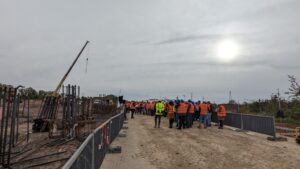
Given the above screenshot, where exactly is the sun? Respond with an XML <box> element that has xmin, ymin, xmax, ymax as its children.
<box><xmin>216</xmin><ymin>39</ymin><xmax>239</xmax><ymax>62</ymax></box>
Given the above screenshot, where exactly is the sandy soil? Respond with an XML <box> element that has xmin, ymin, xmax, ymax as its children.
<box><xmin>101</xmin><ymin>115</ymin><xmax>300</xmax><ymax>169</ymax></box>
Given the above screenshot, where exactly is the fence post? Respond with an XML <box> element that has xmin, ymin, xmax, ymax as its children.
<box><xmin>62</xmin><ymin>110</ymin><xmax>125</xmax><ymax>169</ymax></box>
<box><xmin>92</xmin><ymin>133</ymin><xmax>95</xmax><ymax>169</ymax></box>
<box><xmin>272</xmin><ymin>116</ymin><xmax>277</xmax><ymax>138</ymax></box>
<box><xmin>241</xmin><ymin>112</ymin><xmax>244</xmax><ymax>130</ymax></box>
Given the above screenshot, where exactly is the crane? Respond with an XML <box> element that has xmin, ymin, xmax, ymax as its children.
<box><xmin>33</xmin><ymin>41</ymin><xmax>90</xmax><ymax>132</ymax></box>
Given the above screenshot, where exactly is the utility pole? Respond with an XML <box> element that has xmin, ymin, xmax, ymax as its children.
<box><xmin>190</xmin><ymin>92</ymin><xmax>193</xmax><ymax>100</ymax></box>
<box><xmin>229</xmin><ymin>90</ymin><xmax>232</xmax><ymax>103</ymax></box>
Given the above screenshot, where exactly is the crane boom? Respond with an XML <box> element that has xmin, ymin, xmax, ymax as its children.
<box><xmin>53</xmin><ymin>40</ymin><xmax>89</xmax><ymax>94</ymax></box>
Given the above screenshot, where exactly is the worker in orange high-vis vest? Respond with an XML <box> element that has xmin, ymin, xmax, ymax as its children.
<box><xmin>130</xmin><ymin>101</ymin><xmax>135</xmax><ymax>119</ymax></box>
<box><xmin>187</xmin><ymin>100</ymin><xmax>195</xmax><ymax>128</ymax></box>
<box><xmin>217</xmin><ymin>104</ymin><xmax>227</xmax><ymax>129</ymax></box>
<box><xmin>176</xmin><ymin>100</ymin><xmax>188</xmax><ymax>130</ymax></box>
<box><xmin>206</xmin><ymin>101</ymin><xmax>212</xmax><ymax>127</ymax></box>
<box><xmin>145</xmin><ymin>101</ymin><xmax>150</xmax><ymax>115</ymax></box>
<box><xmin>199</xmin><ymin>102</ymin><xmax>209</xmax><ymax>128</ymax></box>
<box><xmin>166</xmin><ymin>101</ymin><xmax>175</xmax><ymax>128</ymax></box>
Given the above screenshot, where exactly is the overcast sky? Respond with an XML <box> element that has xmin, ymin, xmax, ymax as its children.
<box><xmin>1</xmin><ymin>0</ymin><xmax>300</xmax><ymax>102</ymax></box>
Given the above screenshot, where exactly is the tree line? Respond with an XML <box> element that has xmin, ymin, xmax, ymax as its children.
<box><xmin>0</xmin><ymin>83</ymin><xmax>51</xmax><ymax>99</ymax></box>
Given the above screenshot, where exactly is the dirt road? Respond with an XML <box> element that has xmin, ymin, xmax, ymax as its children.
<box><xmin>101</xmin><ymin>115</ymin><xmax>300</xmax><ymax>169</ymax></box>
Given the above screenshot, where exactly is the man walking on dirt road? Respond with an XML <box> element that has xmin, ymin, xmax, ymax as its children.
<box><xmin>130</xmin><ymin>101</ymin><xmax>135</xmax><ymax>119</ymax></box>
<box><xmin>155</xmin><ymin>100</ymin><xmax>165</xmax><ymax>128</ymax></box>
<box><xmin>187</xmin><ymin>100</ymin><xmax>195</xmax><ymax>128</ymax></box>
<box><xmin>176</xmin><ymin>100</ymin><xmax>188</xmax><ymax>130</ymax></box>
<box><xmin>217</xmin><ymin>104</ymin><xmax>227</xmax><ymax>129</ymax></box>
<box><xmin>166</xmin><ymin>100</ymin><xmax>175</xmax><ymax>128</ymax></box>
<box><xmin>199</xmin><ymin>102</ymin><xmax>209</xmax><ymax>129</ymax></box>
<box><xmin>206</xmin><ymin>101</ymin><xmax>212</xmax><ymax>127</ymax></box>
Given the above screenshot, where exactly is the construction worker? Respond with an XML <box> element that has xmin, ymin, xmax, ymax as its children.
<box><xmin>166</xmin><ymin>101</ymin><xmax>175</xmax><ymax>128</ymax></box>
<box><xmin>194</xmin><ymin>101</ymin><xmax>200</xmax><ymax>121</ymax></box>
<box><xmin>187</xmin><ymin>100</ymin><xmax>195</xmax><ymax>128</ymax></box>
<box><xmin>150</xmin><ymin>101</ymin><xmax>155</xmax><ymax>116</ymax></box>
<box><xmin>217</xmin><ymin>104</ymin><xmax>227</xmax><ymax>129</ymax></box>
<box><xmin>124</xmin><ymin>100</ymin><xmax>130</xmax><ymax>120</ymax></box>
<box><xmin>130</xmin><ymin>101</ymin><xmax>135</xmax><ymax>119</ymax></box>
<box><xmin>206</xmin><ymin>101</ymin><xmax>212</xmax><ymax>127</ymax></box>
<box><xmin>145</xmin><ymin>101</ymin><xmax>150</xmax><ymax>115</ymax></box>
<box><xmin>176</xmin><ymin>100</ymin><xmax>188</xmax><ymax>130</ymax></box>
<box><xmin>155</xmin><ymin>100</ymin><xmax>165</xmax><ymax>128</ymax></box>
<box><xmin>141</xmin><ymin>101</ymin><xmax>146</xmax><ymax>115</ymax></box>
<box><xmin>175</xmin><ymin>99</ymin><xmax>180</xmax><ymax>127</ymax></box>
<box><xmin>199</xmin><ymin>101</ymin><xmax>209</xmax><ymax>128</ymax></box>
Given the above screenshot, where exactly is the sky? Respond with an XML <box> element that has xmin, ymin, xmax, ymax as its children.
<box><xmin>1</xmin><ymin>0</ymin><xmax>300</xmax><ymax>103</ymax></box>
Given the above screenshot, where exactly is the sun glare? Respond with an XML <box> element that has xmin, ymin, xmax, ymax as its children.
<box><xmin>216</xmin><ymin>39</ymin><xmax>239</xmax><ymax>62</ymax></box>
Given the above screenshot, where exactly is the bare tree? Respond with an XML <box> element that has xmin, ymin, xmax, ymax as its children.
<box><xmin>286</xmin><ymin>75</ymin><xmax>300</xmax><ymax>99</ymax></box>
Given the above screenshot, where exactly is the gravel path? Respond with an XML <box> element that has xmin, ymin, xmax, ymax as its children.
<box><xmin>101</xmin><ymin>115</ymin><xmax>300</xmax><ymax>169</ymax></box>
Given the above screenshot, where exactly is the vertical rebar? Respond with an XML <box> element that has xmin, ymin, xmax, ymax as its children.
<box><xmin>16</xmin><ymin>96</ymin><xmax>20</xmax><ymax>144</ymax></box>
<box><xmin>27</xmin><ymin>96</ymin><xmax>30</xmax><ymax>143</ymax></box>
<box><xmin>0</xmin><ymin>87</ymin><xmax>4</xmax><ymax>164</ymax></box>
<box><xmin>3</xmin><ymin>87</ymin><xmax>11</xmax><ymax>166</ymax></box>
<box><xmin>8</xmin><ymin>88</ymin><xmax>18</xmax><ymax>165</ymax></box>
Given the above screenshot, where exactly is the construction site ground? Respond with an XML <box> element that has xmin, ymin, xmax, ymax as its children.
<box><xmin>0</xmin><ymin>100</ymin><xmax>116</xmax><ymax>169</ymax></box>
<box><xmin>101</xmin><ymin>114</ymin><xmax>300</xmax><ymax>169</ymax></box>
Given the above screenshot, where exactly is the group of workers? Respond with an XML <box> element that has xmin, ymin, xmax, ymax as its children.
<box><xmin>124</xmin><ymin>100</ymin><xmax>227</xmax><ymax>130</ymax></box>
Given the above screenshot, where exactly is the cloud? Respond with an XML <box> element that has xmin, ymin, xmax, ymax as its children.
<box><xmin>1</xmin><ymin>0</ymin><xmax>300</xmax><ymax>102</ymax></box>
<box><xmin>155</xmin><ymin>34</ymin><xmax>221</xmax><ymax>45</ymax></box>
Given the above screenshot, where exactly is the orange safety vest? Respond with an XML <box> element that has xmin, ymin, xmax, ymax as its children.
<box><xmin>177</xmin><ymin>102</ymin><xmax>188</xmax><ymax>114</ymax></box>
<box><xmin>200</xmin><ymin>103</ymin><xmax>209</xmax><ymax>116</ymax></box>
<box><xmin>188</xmin><ymin>103</ymin><xmax>195</xmax><ymax>114</ymax></box>
<box><xmin>218</xmin><ymin>105</ymin><xmax>227</xmax><ymax>117</ymax></box>
<box><xmin>130</xmin><ymin>102</ymin><xmax>135</xmax><ymax>109</ymax></box>
<box><xmin>150</xmin><ymin>102</ymin><xmax>155</xmax><ymax>110</ymax></box>
<box><xmin>167</xmin><ymin>104</ymin><xmax>175</xmax><ymax>119</ymax></box>
<box><xmin>147</xmin><ymin>103</ymin><xmax>151</xmax><ymax>110</ymax></box>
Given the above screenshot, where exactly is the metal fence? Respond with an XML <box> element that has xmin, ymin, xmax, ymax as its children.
<box><xmin>212</xmin><ymin>112</ymin><xmax>276</xmax><ymax>137</ymax></box>
<box><xmin>62</xmin><ymin>107</ymin><xmax>124</xmax><ymax>169</ymax></box>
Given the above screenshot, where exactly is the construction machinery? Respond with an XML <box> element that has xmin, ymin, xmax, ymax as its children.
<box><xmin>33</xmin><ymin>41</ymin><xmax>90</xmax><ymax>132</ymax></box>
<box><xmin>295</xmin><ymin>127</ymin><xmax>300</xmax><ymax>144</ymax></box>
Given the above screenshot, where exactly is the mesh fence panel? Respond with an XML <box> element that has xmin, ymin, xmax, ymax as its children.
<box><xmin>63</xmin><ymin>108</ymin><xmax>124</xmax><ymax>169</ymax></box>
<box><xmin>212</xmin><ymin>112</ymin><xmax>275</xmax><ymax>136</ymax></box>
<box><xmin>242</xmin><ymin>114</ymin><xmax>275</xmax><ymax>136</ymax></box>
